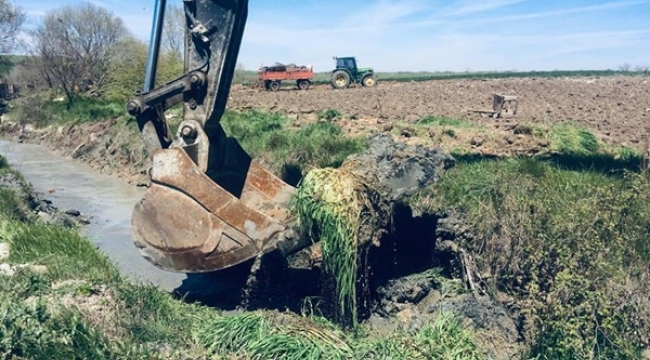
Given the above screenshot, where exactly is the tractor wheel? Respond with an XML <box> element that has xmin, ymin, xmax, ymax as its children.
<box><xmin>297</xmin><ymin>79</ymin><xmax>310</xmax><ymax>90</ymax></box>
<box><xmin>362</xmin><ymin>75</ymin><xmax>376</xmax><ymax>87</ymax></box>
<box><xmin>331</xmin><ymin>70</ymin><xmax>351</xmax><ymax>89</ymax></box>
<box><xmin>269</xmin><ymin>81</ymin><xmax>281</xmax><ymax>91</ymax></box>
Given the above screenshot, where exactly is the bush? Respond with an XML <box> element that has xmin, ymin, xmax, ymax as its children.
<box><xmin>415</xmin><ymin>159</ymin><xmax>650</xmax><ymax>358</ymax></box>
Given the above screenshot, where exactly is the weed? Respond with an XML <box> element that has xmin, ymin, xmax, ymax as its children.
<box><xmin>222</xmin><ymin>111</ymin><xmax>366</xmax><ymax>181</ymax></box>
<box><xmin>417</xmin><ymin>116</ymin><xmax>476</xmax><ymax>128</ymax></box>
<box><xmin>413</xmin><ymin>158</ymin><xmax>650</xmax><ymax>358</ymax></box>
<box><xmin>317</xmin><ymin>108</ymin><xmax>343</xmax><ymax>121</ymax></box>
<box><xmin>443</xmin><ymin>129</ymin><xmax>457</xmax><ymax>138</ymax></box>
<box><xmin>545</xmin><ymin>122</ymin><xmax>599</xmax><ymax>155</ymax></box>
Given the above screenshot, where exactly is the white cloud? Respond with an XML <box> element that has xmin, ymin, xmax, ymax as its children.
<box><xmin>446</xmin><ymin>0</ymin><xmax>531</xmax><ymax>16</ymax></box>
<box><xmin>496</xmin><ymin>0</ymin><xmax>650</xmax><ymax>21</ymax></box>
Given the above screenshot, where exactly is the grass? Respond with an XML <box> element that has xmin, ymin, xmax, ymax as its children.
<box><xmin>411</xmin><ymin>157</ymin><xmax>650</xmax><ymax>359</ymax></box>
<box><xmin>9</xmin><ymin>94</ymin><xmax>128</xmax><ymax>127</ymax></box>
<box><xmin>391</xmin><ymin>115</ymin><xmax>482</xmax><ymax>139</ymax></box>
<box><xmin>196</xmin><ymin>310</ymin><xmax>487</xmax><ymax>360</ymax></box>
<box><xmin>417</xmin><ymin>115</ymin><xmax>477</xmax><ymax>128</ymax></box>
<box><xmin>544</xmin><ymin>122</ymin><xmax>599</xmax><ymax>155</ymax></box>
<box><xmin>221</xmin><ymin>110</ymin><xmax>367</xmax><ymax>184</ymax></box>
<box><xmin>0</xmin><ymin>154</ymin><xmax>490</xmax><ymax>359</ymax></box>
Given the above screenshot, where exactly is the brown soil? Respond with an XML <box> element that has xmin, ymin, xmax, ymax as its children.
<box><xmin>230</xmin><ymin>76</ymin><xmax>650</xmax><ymax>150</ymax></box>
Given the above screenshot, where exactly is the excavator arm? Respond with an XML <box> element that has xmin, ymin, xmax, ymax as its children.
<box><xmin>126</xmin><ymin>0</ymin><xmax>306</xmax><ymax>273</ymax></box>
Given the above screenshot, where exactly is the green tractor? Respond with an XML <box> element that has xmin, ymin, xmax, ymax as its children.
<box><xmin>330</xmin><ymin>56</ymin><xmax>377</xmax><ymax>89</ymax></box>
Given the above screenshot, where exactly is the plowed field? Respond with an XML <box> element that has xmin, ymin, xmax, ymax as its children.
<box><xmin>229</xmin><ymin>76</ymin><xmax>650</xmax><ymax>150</ymax></box>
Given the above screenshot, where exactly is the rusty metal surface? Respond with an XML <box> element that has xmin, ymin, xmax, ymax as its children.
<box><xmin>132</xmin><ymin>148</ymin><xmax>295</xmax><ymax>273</ymax></box>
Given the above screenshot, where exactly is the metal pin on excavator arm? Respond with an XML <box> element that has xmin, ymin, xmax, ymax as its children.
<box><xmin>126</xmin><ymin>0</ymin><xmax>307</xmax><ymax>273</ymax></box>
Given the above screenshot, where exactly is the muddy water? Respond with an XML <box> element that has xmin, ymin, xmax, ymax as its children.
<box><xmin>0</xmin><ymin>140</ymin><xmax>186</xmax><ymax>292</ymax></box>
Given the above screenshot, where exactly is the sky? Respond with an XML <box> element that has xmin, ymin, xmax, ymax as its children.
<box><xmin>19</xmin><ymin>0</ymin><xmax>650</xmax><ymax>72</ymax></box>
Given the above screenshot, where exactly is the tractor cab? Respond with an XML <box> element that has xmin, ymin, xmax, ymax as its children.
<box><xmin>335</xmin><ymin>57</ymin><xmax>358</xmax><ymax>75</ymax></box>
<box><xmin>331</xmin><ymin>56</ymin><xmax>376</xmax><ymax>89</ymax></box>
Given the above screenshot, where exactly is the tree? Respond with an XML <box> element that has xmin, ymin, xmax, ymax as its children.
<box><xmin>105</xmin><ymin>36</ymin><xmax>184</xmax><ymax>101</ymax></box>
<box><xmin>163</xmin><ymin>3</ymin><xmax>185</xmax><ymax>64</ymax></box>
<box><xmin>32</xmin><ymin>2</ymin><xmax>128</xmax><ymax>105</ymax></box>
<box><xmin>0</xmin><ymin>0</ymin><xmax>25</xmax><ymax>55</ymax></box>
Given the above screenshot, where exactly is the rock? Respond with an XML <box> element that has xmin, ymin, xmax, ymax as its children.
<box><xmin>37</xmin><ymin>211</ymin><xmax>54</xmax><ymax>223</ymax></box>
<box><xmin>396</xmin><ymin>308</ymin><xmax>420</xmax><ymax>327</ymax></box>
<box><xmin>15</xmin><ymin>264</ymin><xmax>48</xmax><ymax>274</ymax></box>
<box><xmin>0</xmin><ymin>243</ymin><xmax>9</xmax><ymax>260</ymax></box>
<box><xmin>0</xmin><ymin>263</ymin><xmax>14</xmax><ymax>276</ymax></box>
<box><xmin>471</xmin><ymin>137</ymin><xmax>484</xmax><ymax>146</ymax></box>
<box><xmin>65</xmin><ymin>209</ymin><xmax>81</xmax><ymax>217</ymax></box>
<box><xmin>77</xmin><ymin>216</ymin><xmax>91</xmax><ymax>225</ymax></box>
<box><xmin>513</xmin><ymin>124</ymin><xmax>533</xmax><ymax>135</ymax></box>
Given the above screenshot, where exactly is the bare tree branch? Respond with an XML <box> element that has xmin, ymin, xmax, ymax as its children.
<box><xmin>0</xmin><ymin>0</ymin><xmax>25</xmax><ymax>55</ymax></box>
<box><xmin>31</xmin><ymin>2</ymin><xmax>128</xmax><ymax>105</ymax></box>
<box><xmin>162</xmin><ymin>3</ymin><xmax>185</xmax><ymax>63</ymax></box>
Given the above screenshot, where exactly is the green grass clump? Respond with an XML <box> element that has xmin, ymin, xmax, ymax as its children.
<box><xmin>197</xmin><ymin>312</ymin><xmax>354</xmax><ymax>360</ymax></box>
<box><xmin>417</xmin><ymin>116</ymin><xmax>476</xmax><ymax>128</ymax></box>
<box><xmin>0</xmin><ymin>297</ymin><xmax>124</xmax><ymax>360</ymax></box>
<box><xmin>197</xmin><ymin>311</ymin><xmax>487</xmax><ymax>360</ymax></box>
<box><xmin>222</xmin><ymin>110</ymin><xmax>367</xmax><ymax>182</ymax></box>
<box><xmin>0</xmin><ymin>215</ymin><xmax>213</xmax><ymax>359</ymax></box>
<box><xmin>11</xmin><ymin>95</ymin><xmax>127</xmax><ymax>127</ymax></box>
<box><xmin>546</xmin><ymin>122</ymin><xmax>599</xmax><ymax>155</ymax></box>
<box><xmin>0</xmin><ymin>220</ymin><xmax>120</xmax><ymax>283</ymax></box>
<box><xmin>292</xmin><ymin>167</ymin><xmax>371</xmax><ymax>326</ymax></box>
<box><xmin>414</xmin><ymin>158</ymin><xmax>650</xmax><ymax>359</ymax></box>
<box><xmin>318</xmin><ymin>108</ymin><xmax>343</xmax><ymax>121</ymax></box>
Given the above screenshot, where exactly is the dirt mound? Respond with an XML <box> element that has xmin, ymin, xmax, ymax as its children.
<box><xmin>346</xmin><ymin>133</ymin><xmax>455</xmax><ymax>201</ymax></box>
<box><xmin>2</xmin><ymin>119</ymin><xmax>150</xmax><ymax>186</ymax></box>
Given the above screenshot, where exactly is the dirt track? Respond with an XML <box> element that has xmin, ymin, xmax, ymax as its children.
<box><xmin>229</xmin><ymin>76</ymin><xmax>650</xmax><ymax>148</ymax></box>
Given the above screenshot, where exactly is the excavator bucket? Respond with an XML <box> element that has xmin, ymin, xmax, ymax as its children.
<box><xmin>126</xmin><ymin>0</ymin><xmax>303</xmax><ymax>273</ymax></box>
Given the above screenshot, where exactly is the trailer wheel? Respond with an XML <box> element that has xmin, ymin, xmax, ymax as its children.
<box><xmin>269</xmin><ymin>81</ymin><xmax>281</xmax><ymax>91</ymax></box>
<box><xmin>297</xmin><ymin>80</ymin><xmax>310</xmax><ymax>90</ymax></box>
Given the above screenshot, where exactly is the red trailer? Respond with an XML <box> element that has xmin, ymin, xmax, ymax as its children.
<box><xmin>258</xmin><ymin>63</ymin><xmax>314</xmax><ymax>91</ymax></box>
